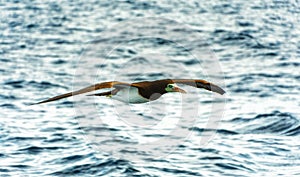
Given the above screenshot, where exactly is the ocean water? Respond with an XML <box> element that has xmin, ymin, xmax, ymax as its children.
<box><xmin>1</xmin><ymin>0</ymin><xmax>300</xmax><ymax>176</ymax></box>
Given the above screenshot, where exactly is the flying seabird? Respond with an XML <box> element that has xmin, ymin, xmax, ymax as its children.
<box><xmin>32</xmin><ymin>79</ymin><xmax>225</xmax><ymax>105</ymax></box>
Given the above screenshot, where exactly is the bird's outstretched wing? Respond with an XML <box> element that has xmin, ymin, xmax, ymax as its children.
<box><xmin>167</xmin><ymin>79</ymin><xmax>225</xmax><ymax>95</ymax></box>
<box><xmin>31</xmin><ymin>81</ymin><xmax>131</xmax><ymax>105</ymax></box>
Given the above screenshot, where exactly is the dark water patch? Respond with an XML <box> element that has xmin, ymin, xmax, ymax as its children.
<box><xmin>229</xmin><ymin>111</ymin><xmax>300</xmax><ymax>136</ymax></box>
<box><xmin>59</xmin><ymin>100</ymin><xmax>74</xmax><ymax>106</ymax></box>
<box><xmin>45</xmin><ymin>133</ymin><xmax>77</xmax><ymax>143</ymax></box>
<box><xmin>192</xmin><ymin>148</ymin><xmax>220</xmax><ymax>154</ymax></box>
<box><xmin>136</xmin><ymin>113</ymin><xmax>157</xmax><ymax>120</ymax></box>
<box><xmin>123</xmin><ymin>166</ymin><xmax>140</xmax><ymax>173</ymax></box>
<box><xmin>4</xmin><ymin>80</ymin><xmax>24</xmax><ymax>88</ymax></box>
<box><xmin>28</xmin><ymin>80</ymin><xmax>68</xmax><ymax>89</ymax></box>
<box><xmin>143</xmin><ymin>134</ymin><xmax>167</xmax><ymax>138</ymax></box>
<box><xmin>250</xmin><ymin>73</ymin><xmax>283</xmax><ymax>78</ymax></box>
<box><xmin>129</xmin><ymin>1</ymin><xmax>155</xmax><ymax>11</ymax></box>
<box><xmin>128</xmin><ymin>49</ymin><xmax>137</xmax><ymax>54</ymax></box>
<box><xmin>230</xmin><ymin>87</ymin><xmax>261</xmax><ymax>94</ymax></box>
<box><xmin>215</xmin><ymin>163</ymin><xmax>254</xmax><ymax>172</ymax></box>
<box><xmin>251</xmin><ymin>41</ymin><xmax>281</xmax><ymax>50</ymax></box>
<box><xmin>239</xmin><ymin>75</ymin><xmax>255</xmax><ymax>82</ymax></box>
<box><xmin>225</xmin><ymin>32</ymin><xmax>254</xmax><ymax>41</ymax></box>
<box><xmin>251</xmin><ymin>120</ymin><xmax>293</xmax><ymax>135</ymax></box>
<box><xmin>247</xmin><ymin>138</ymin><xmax>282</xmax><ymax>146</ymax></box>
<box><xmin>26</xmin><ymin>23</ymin><xmax>38</xmax><ymax>29</ymax></box>
<box><xmin>212</xmin><ymin>3</ymin><xmax>241</xmax><ymax>15</ymax></box>
<box><xmin>213</xmin><ymin>30</ymin><xmax>255</xmax><ymax>47</ymax></box>
<box><xmin>53</xmin><ymin>154</ymin><xmax>91</xmax><ymax>164</ymax></box>
<box><xmin>254</xmin><ymin>52</ymin><xmax>278</xmax><ymax>57</ymax></box>
<box><xmin>131</xmin><ymin>56</ymin><xmax>150</xmax><ymax>63</ymax></box>
<box><xmin>147</xmin><ymin>166</ymin><xmax>201</xmax><ymax>176</ymax></box>
<box><xmin>4</xmin><ymin>80</ymin><xmax>68</xmax><ymax>90</ymax></box>
<box><xmin>237</xmin><ymin>21</ymin><xmax>254</xmax><ymax>27</ymax></box>
<box><xmin>189</xmin><ymin>127</ymin><xmax>239</xmax><ymax>135</ymax></box>
<box><xmin>54</xmin><ymin>39</ymin><xmax>73</xmax><ymax>44</ymax></box>
<box><xmin>147</xmin><ymin>73</ymin><xmax>165</xmax><ymax>78</ymax></box>
<box><xmin>283</xmin><ymin>125</ymin><xmax>300</xmax><ymax>136</ymax></box>
<box><xmin>90</xmin><ymin>37</ymin><xmax>117</xmax><ymax>45</ymax></box>
<box><xmin>83</xmin><ymin>126</ymin><xmax>120</xmax><ymax>132</ymax></box>
<box><xmin>119</xmin><ymin>149</ymin><xmax>150</xmax><ymax>157</ymax></box>
<box><xmin>177</xmin><ymin>144</ymin><xmax>186</xmax><ymax>148</ymax></box>
<box><xmin>41</xmin><ymin>127</ymin><xmax>66</xmax><ymax>132</ymax></box>
<box><xmin>274</xmin><ymin>84</ymin><xmax>295</xmax><ymax>89</ymax></box>
<box><xmin>142</xmin><ymin>157</ymin><xmax>169</xmax><ymax>163</ymax></box>
<box><xmin>24</xmin><ymin>3</ymin><xmax>42</xmax><ymax>11</ymax></box>
<box><xmin>135</xmin><ymin>37</ymin><xmax>172</xmax><ymax>46</ymax></box>
<box><xmin>200</xmin><ymin>99</ymin><xmax>226</xmax><ymax>104</ymax></box>
<box><xmin>257</xmin><ymin>92</ymin><xmax>273</xmax><ymax>98</ymax></box>
<box><xmin>230</xmin><ymin>111</ymin><xmax>292</xmax><ymax>122</ymax></box>
<box><xmin>0</xmin><ymin>168</ymin><xmax>9</xmax><ymax>173</ymax></box>
<box><xmin>276</xmin><ymin>62</ymin><xmax>300</xmax><ymax>67</ymax></box>
<box><xmin>200</xmin><ymin>156</ymin><xmax>226</xmax><ymax>160</ymax></box>
<box><xmin>19</xmin><ymin>145</ymin><xmax>66</xmax><ymax>154</ymax></box>
<box><xmin>9</xmin><ymin>164</ymin><xmax>31</xmax><ymax>168</ymax></box>
<box><xmin>50</xmin><ymin>159</ymin><xmax>131</xmax><ymax>176</ymax></box>
<box><xmin>94</xmin><ymin>63</ymin><xmax>108</xmax><ymax>68</ymax></box>
<box><xmin>183</xmin><ymin>59</ymin><xmax>200</xmax><ymax>66</ymax></box>
<box><xmin>51</xmin><ymin>59</ymin><xmax>67</xmax><ymax>65</ymax></box>
<box><xmin>66</xmin><ymin>27</ymin><xmax>94</xmax><ymax>33</ymax></box>
<box><xmin>101</xmin><ymin>137</ymin><xmax>138</xmax><ymax>145</ymax></box>
<box><xmin>216</xmin><ymin>129</ymin><xmax>239</xmax><ymax>135</ymax></box>
<box><xmin>0</xmin><ymin>58</ymin><xmax>12</xmax><ymax>63</ymax></box>
<box><xmin>0</xmin><ymin>103</ymin><xmax>17</xmax><ymax>109</ymax></box>
<box><xmin>9</xmin><ymin>21</ymin><xmax>22</xmax><ymax>28</ymax></box>
<box><xmin>7</xmin><ymin>136</ymin><xmax>45</xmax><ymax>141</ymax></box>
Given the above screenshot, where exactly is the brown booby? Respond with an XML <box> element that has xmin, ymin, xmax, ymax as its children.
<box><xmin>32</xmin><ymin>79</ymin><xmax>225</xmax><ymax>105</ymax></box>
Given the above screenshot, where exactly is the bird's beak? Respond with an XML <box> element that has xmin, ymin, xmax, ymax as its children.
<box><xmin>174</xmin><ymin>87</ymin><xmax>187</xmax><ymax>93</ymax></box>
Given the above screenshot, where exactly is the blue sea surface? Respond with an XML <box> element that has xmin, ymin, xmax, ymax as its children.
<box><xmin>1</xmin><ymin>0</ymin><xmax>300</xmax><ymax>176</ymax></box>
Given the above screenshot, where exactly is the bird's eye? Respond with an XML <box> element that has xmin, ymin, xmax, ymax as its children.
<box><xmin>168</xmin><ymin>85</ymin><xmax>173</xmax><ymax>88</ymax></box>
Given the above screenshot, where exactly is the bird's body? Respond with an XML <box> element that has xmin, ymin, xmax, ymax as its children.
<box><xmin>32</xmin><ymin>79</ymin><xmax>225</xmax><ymax>105</ymax></box>
<box><xmin>110</xmin><ymin>87</ymin><xmax>150</xmax><ymax>103</ymax></box>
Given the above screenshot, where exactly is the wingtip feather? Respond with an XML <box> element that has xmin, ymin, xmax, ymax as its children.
<box><xmin>210</xmin><ymin>84</ymin><xmax>226</xmax><ymax>95</ymax></box>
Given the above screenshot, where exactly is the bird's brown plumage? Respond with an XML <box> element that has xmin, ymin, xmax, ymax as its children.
<box><xmin>31</xmin><ymin>81</ymin><xmax>130</xmax><ymax>105</ymax></box>
<box><xmin>32</xmin><ymin>79</ymin><xmax>225</xmax><ymax>105</ymax></box>
<box><xmin>169</xmin><ymin>79</ymin><xmax>226</xmax><ymax>95</ymax></box>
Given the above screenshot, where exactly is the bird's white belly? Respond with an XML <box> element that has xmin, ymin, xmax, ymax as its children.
<box><xmin>111</xmin><ymin>87</ymin><xmax>149</xmax><ymax>104</ymax></box>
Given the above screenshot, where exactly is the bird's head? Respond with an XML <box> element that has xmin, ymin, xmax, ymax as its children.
<box><xmin>165</xmin><ymin>83</ymin><xmax>186</xmax><ymax>93</ymax></box>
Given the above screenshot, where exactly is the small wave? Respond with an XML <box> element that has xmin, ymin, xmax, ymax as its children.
<box><xmin>53</xmin><ymin>154</ymin><xmax>93</xmax><ymax>164</ymax></box>
<box><xmin>4</xmin><ymin>80</ymin><xmax>24</xmax><ymax>88</ymax></box>
<box><xmin>51</xmin><ymin>59</ymin><xmax>67</xmax><ymax>65</ymax></box>
<box><xmin>3</xmin><ymin>80</ymin><xmax>68</xmax><ymax>89</ymax></box>
<box><xmin>213</xmin><ymin>30</ymin><xmax>256</xmax><ymax>47</ymax></box>
<box><xmin>215</xmin><ymin>162</ymin><xmax>254</xmax><ymax>172</ymax></box>
<box><xmin>189</xmin><ymin>127</ymin><xmax>239</xmax><ymax>135</ymax></box>
<box><xmin>229</xmin><ymin>111</ymin><xmax>300</xmax><ymax>136</ymax></box>
<box><xmin>82</xmin><ymin>126</ymin><xmax>120</xmax><ymax>132</ymax></box>
<box><xmin>0</xmin><ymin>103</ymin><xmax>17</xmax><ymax>109</ymax></box>
<box><xmin>147</xmin><ymin>166</ymin><xmax>201</xmax><ymax>176</ymax></box>
<box><xmin>276</xmin><ymin>62</ymin><xmax>300</xmax><ymax>67</ymax></box>
<box><xmin>18</xmin><ymin>145</ymin><xmax>66</xmax><ymax>154</ymax></box>
<box><xmin>28</xmin><ymin>80</ymin><xmax>68</xmax><ymax>89</ymax></box>
<box><xmin>182</xmin><ymin>59</ymin><xmax>201</xmax><ymax>66</ymax></box>
<box><xmin>6</xmin><ymin>136</ymin><xmax>45</xmax><ymax>141</ymax></box>
<box><xmin>50</xmin><ymin>158</ymin><xmax>132</xmax><ymax>176</ymax></box>
<box><xmin>9</xmin><ymin>164</ymin><xmax>31</xmax><ymax>168</ymax></box>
